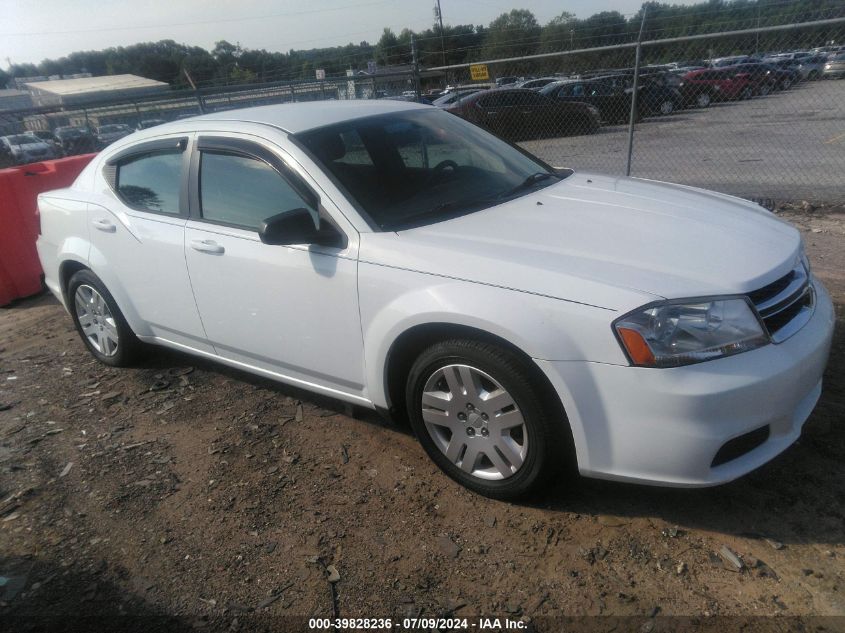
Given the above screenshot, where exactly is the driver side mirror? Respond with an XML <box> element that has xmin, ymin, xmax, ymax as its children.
<box><xmin>259</xmin><ymin>208</ymin><xmax>346</xmax><ymax>248</ymax></box>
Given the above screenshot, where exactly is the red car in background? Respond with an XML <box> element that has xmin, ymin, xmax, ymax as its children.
<box><xmin>679</xmin><ymin>67</ymin><xmax>764</xmax><ymax>105</ymax></box>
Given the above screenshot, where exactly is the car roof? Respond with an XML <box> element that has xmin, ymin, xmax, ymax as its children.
<box><xmin>187</xmin><ymin>100</ymin><xmax>428</xmax><ymax>134</ymax></box>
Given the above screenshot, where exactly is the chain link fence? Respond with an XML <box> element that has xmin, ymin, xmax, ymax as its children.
<box><xmin>430</xmin><ymin>17</ymin><xmax>845</xmax><ymax>206</ymax></box>
<box><xmin>2</xmin><ymin>18</ymin><xmax>843</xmax><ymax>206</ymax></box>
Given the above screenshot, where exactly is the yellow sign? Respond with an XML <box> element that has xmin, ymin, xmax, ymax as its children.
<box><xmin>469</xmin><ymin>64</ymin><xmax>489</xmax><ymax>81</ymax></box>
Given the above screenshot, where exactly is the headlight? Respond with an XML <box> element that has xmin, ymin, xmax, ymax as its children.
<box><xmin>614</xmin><ymin>297</ymin><xmax>768</xmax><ymax>368</ymax></box>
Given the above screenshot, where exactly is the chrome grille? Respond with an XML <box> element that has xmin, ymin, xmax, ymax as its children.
<box><xmin>749</xmin><ymin>261</ymin><xmax>814</xmax><ymax>343</ymax></box>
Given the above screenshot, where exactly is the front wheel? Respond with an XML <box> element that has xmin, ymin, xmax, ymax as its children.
<box><xmin>405</xmin><ymin>339</ymin><xmax>568</xmax><ymax>499</ymax></box>
<box><xmin>696</xmin><ymin>92</ymin><xmax>712</xmax><ymax>108</ymax></box>
<box><xmin>68</xmin><ymin>269</ymin><xmax>142</xmax><ymax>367</ymax></box>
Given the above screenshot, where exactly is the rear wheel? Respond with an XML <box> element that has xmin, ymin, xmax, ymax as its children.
<box><xmin>659</xmin><ymin>99</ymin><xmax>675</xmax><ymax>115</ymax></box>
<box><xmin>68</xmin><ymin>269</ymin><xmax>142</xmax><ymax>367</ymax></box>
<box><xmin>405</xmin><ymin>339</ymin><xmax>568</xmax><ymax>499</ymax></box>
<box><xmin>696</xmin><ymin>92</ymin><xmax>712</xmax><ymax>108</ymax></box>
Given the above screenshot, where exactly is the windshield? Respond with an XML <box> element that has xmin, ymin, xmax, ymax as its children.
<box><xmin>295</xmin><ymin>109</ymin><xmax>564</xmax><ymax>231</ymax></box>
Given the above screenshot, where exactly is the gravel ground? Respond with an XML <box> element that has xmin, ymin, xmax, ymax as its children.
<box><xmin>1</xmin><ymin>206</ymin><xmax>843</xmax><ymax>633</ymax></box>
<box><xmin>522</xmin><ymin>79</ymin><xmax>845</xmax><ymax>204</ymax></box>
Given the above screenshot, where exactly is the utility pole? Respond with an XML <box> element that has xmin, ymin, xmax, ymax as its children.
<box><xmin>435</xmin><ymin>0</ymin><xmax>446</xmax><ymax>66</ymax></box>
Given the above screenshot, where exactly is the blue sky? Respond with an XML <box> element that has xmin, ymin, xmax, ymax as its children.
<box><xmin>1</xmin><ymin>0</ymin><xmax>701</xmax><ymax>68</ymax></box>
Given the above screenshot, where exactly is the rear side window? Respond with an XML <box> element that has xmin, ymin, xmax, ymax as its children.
<box><xmin>199</xmin><ymin>152</ymin><xmax>315</xmax><ymax>230</ymax></box>
<box><xmin>116</xmin><ymin>151</ymin><xmax>182</xmax><ymax>214</ymax></box>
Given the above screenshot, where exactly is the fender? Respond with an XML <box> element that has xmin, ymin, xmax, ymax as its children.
<box><xmin>359</xmin><ymin>262</ymin><xmax>630</xmax><ymax>409</ymax></box>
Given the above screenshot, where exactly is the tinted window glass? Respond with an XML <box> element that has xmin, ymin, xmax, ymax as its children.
<box><xmin>199</xmin><ymin>152</ymin><xmax>313</xmax><ymax>230</ymax></box>
<box><xmin>296</xmin><ymin>109</ymin><xmax>558</xmax><ymax>231</ymax></box>
<box><xmin>117</xmin><ymin>151</ymin><xmax>182</xmax><ymax>214</ymax></box>
<box><xmin>519</xmin><ymin>92</ymin><xmax>546</xmax><ymax>105</ymax></box>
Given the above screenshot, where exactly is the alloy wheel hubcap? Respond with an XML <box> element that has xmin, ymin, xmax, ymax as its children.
<box><xmin>75</xmin><ymin>285</ymin><xmax>119</xmax><ymax>356</ymax></box>
<box><xmin>420</xmin><ymin>364</ymin><xmax>527</xmax><ymax>481</ymax></box>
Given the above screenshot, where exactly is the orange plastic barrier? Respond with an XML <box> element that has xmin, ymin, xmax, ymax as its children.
<box><xmin>0</xmin><ymin>154</ymin><xmax>97</xmax><ymax>306</ymax></box>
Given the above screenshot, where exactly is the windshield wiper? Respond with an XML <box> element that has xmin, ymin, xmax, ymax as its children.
<box><xmin>497</xmin><ymin>171</ymin><xmax>560</xmax><ymax>200</ymax></box>
<box><xmin>388</xmin><ymin>195</ymin><xmax>497</xmax><ymax>230</ymax></box>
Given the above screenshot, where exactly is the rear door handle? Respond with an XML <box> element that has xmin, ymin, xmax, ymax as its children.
<box><xmin>190</xmin><ymin>239</ymin><xmax>225</xmax><ymax>255</ymax></box>
<box><xmin>92</xmin><ymin>219</ymin><xmax>116</xmax><ymax>233</ymax></box>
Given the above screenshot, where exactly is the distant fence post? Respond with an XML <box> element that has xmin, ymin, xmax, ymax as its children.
<box><xmin>411</xmin><ymin>35</ymin><xmax>422</xmax><ymax>100</ymax></box>
<box><xmin>626</xmin><ymin>7</ymin><xmax>647</xmax><ymax>178</ymax></box>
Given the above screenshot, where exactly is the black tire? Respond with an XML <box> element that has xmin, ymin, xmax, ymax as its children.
<box><xmin>696</xmin><ymin>92</ymin><xmax>712</xmax><ymax>108</ymax></box>
<box><xmin>67</xmin><ymin>269</ymin><xmax>142</xmax><ymax>367</ymax></box>
<box><xmin>405</xmin><ymin>339</ymin><xmax>570</xmax><ymax>500</ymax></box>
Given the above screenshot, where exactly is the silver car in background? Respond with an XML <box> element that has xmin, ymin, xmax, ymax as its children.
<box><xmin>823</xmin><ymin>53</ymin><xmax>845</xmax><ymax>79</ymax></box>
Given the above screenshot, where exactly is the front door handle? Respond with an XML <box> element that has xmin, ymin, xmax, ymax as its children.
<box><xmin>92</xmin><ymin>218</ymin><xmax>116</xmax><ymax>233</ymax></box>
<box><xmin>190</xmin><ymin>239</ymin><xmax>225</xmax><ymax>255</ymax></box>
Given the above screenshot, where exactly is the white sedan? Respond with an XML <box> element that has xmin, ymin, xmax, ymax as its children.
<box><xmin>36</xmin><ymin>101</ymin><xmax>834</xmax><ymax>499</ymax></box>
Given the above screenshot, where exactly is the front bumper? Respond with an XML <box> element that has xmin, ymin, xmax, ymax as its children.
<box><xmin>536</xmin><ymin>279</ymin><xmax>835</xmax><ymax>487</ymax></box>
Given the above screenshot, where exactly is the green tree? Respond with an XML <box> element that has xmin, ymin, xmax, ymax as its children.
<box><xmin>481</xmin><ymin>9</ymin><xmax>541</xmax><ymax>60</ymax></box>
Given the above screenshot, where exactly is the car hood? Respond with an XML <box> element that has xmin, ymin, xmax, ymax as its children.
<box><xmin>360</xmin><ymin>172</ymin><xmax>801</xmax><ymax>311</ymax></box>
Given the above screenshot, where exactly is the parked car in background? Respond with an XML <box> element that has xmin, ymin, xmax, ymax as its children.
<box><xmin>54</xmin><ymin>126</ymin><xmax>96</xmax><ymax>155</ymax></box>
<box><xmin>764</xmin><ymin>51</ymin><xmax>812</xmax><ymax>63</ymax></box>
<box><xmin>541</xmin><ymin>78</ymin><xmax>632</xmax><ymax>123</ymax></box>
<box><xmin>35</xmin><ymin>101</ymin><xmax>834</xmax><ymax>499</ymax></box>
<box><xmin>710</xmin><ymin>55</ymin><xmax>752</xmax><ymax>67</ymax></box>
<box><xmin>823</xmin><ymin>53</ymin><xmax>845</xmax><ymax>79</ymax></box>
<box><xmin>746</xmin><ymin>60</ymin><xmax>801</xmax><ymax>89</ymax></box>
<box><xmin>514</xmin><ymin>77</ymin><xmax>560</xmax><ymax>90</ymax></box>
<box><xmin>494</xmin><ymin>76</ymin><xmax>519</xmax><ymax>87</ymax></box>
<box><xmin>137</xmin><ymin>118</ymin><xmax>167</xmax><ymax>130</ymax></box>
<box><xmin>679</xmin><ymin>67</ymin><xmax>760</xmax><ymax>103</ymax></box>
<box><xmin>727</xmin><ymin>63</ymin><xmax>788</xmax><ymax>95</ymax></box>
<box><xmin>433</xmin><ymin>89</ymin><xmax>483</xmax><ymax>108</ymax></box>
<box><xmin>794</xmin><ymin>55</ymin><xmax>829</xmax><ymax>80</ymax></box>
<box><xmin>95</xmin><ymin>123</ymin><xmax>134</xmax><ymax>148</ymax></box>
<box><xmin>540</xmin><ymin>75</ymin><xmax>681</xmax><ymax>122</ymax></box>
<box><xmin>447</xmin><ymin>88</ymin><xmax>601</xmax><ymax>140</ymax></box>
<box><xmin>25</xmin><ymin>130</ymin><xmax>64</xmax><ymax>156</ymax></box>
<box><xmin>0</xmin><ymin>133</ymin><xmax>61</xmax><ymax>165</ymax></box>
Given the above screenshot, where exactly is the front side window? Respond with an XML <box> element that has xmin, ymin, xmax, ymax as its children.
<box><xmin>199</xmin><ymin>152</ymin><xmax>314</xmax><ymax>230</ymax></box>
<box><xmin>116</xmin><ymin>151</ymin><xmax>182</xmax><ymax>214</ymax></box>
<box><xmin>296</xmin><ymin>109</ymin><xmax>561</xmax><ymax>231</ymax></box>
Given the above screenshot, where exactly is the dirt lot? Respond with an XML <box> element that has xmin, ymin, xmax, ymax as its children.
<box><xmin>1</xmin><ymin>205</ymin><xmax>844</xmax><ymax>632</ymax></box>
